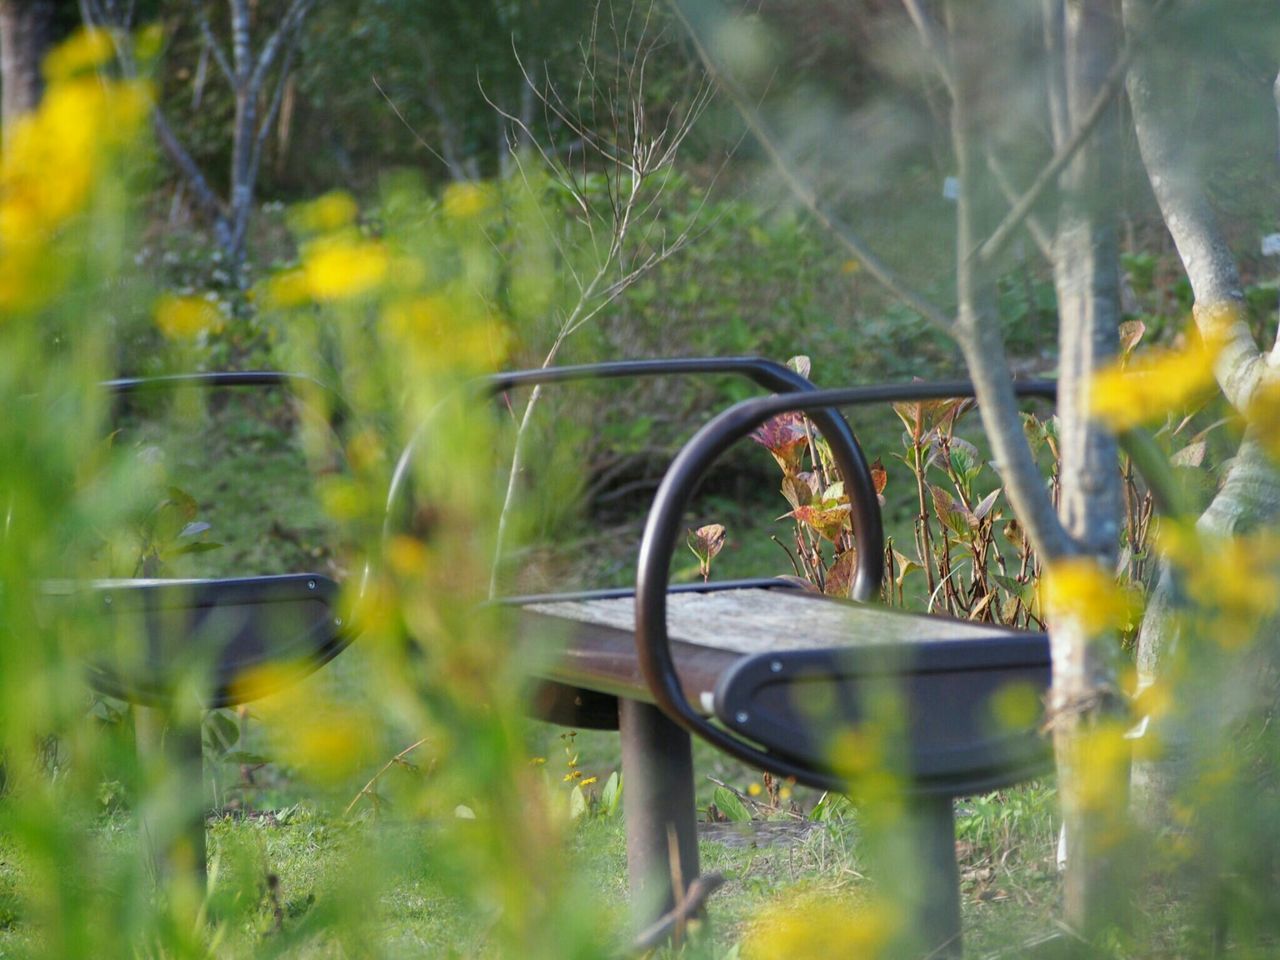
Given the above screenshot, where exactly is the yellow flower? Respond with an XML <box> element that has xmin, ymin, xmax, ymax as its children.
<box><xmin>279</xmin><ymin>710</ymin><xmax>372</xmax><ymax>783</ymax></box>
<box><xmin>1245</xmin><ymin>377</ymin><xmax>1280</xmax><ymax>462</ymax></box>
<box><xmin>991</xmin><ymin>681</ymin><xmax>1043</xmax><ymax>731</ymax></box>
<box><xmin>1071</xmin><ymin>722</ymin><xmax>1131</xmax><ymax>815</ymax></box>
<box><xmin>441</xmin><ymin>181</ymin><xmax>496</xmax><ymax>220</ymax></box>
<box><xmin>381</xmin><ymin>294</ymin><xmax>509</xmax><ymax>373</ymax></box>
<box><xmin>301</xmin><ymin>234</ymin><xmax>390</xmax><ymax>301</ymax></box>
<box><xmin>42</xmin><ymin>28</ymin><xmax>115</xmax><ymax>81</ymax></box>
<box><xmin>1157</xmin><ymin>526</ymin><xmax>1280</xmax><ymax>641</ymax></box>
<box><xmin>289</xmin><ymin>191</ymin><xmax>359</xmax><ymax>235</ymax></box>
<box><xmin>154</xmin><ymin>294</ymin><xmax>224</xmax><ymax>340</ymax></box>
<box><xmin>1042</xmin><ymin>558</ymin><xmax>1137</xmax><ymax>636</ymax></box>
<box><xmin>1089</xmin><ymin>332</ymin><xmax>1222</xmax><ymax>431</ymax></box>
<box><xmin>743</xmin><ymin>892</ymin><xmax>901</xmax><ymax>960</ymax></box>
<box><xmin>386</xmin><ymin>535</ymin><xmax>430</xmax><ymax>577</ymax></box>
<box><xmin>0</xmin><ymin>60</ymin><xmax>148</xmax><ymax>315</ymax></box>
<box><xmin>262</xmin><ymin>267</ymin><xmax>311</xmax><ymax>309</ymax></box>
<box><xmin>840</xmin><ymin>258</ymin><xmax>861</xmax><ymax>275</ymax></box>
<box><xmin>227</xmin><ymin>663</ymin><xmax>303</xmax><ymax>704</ymax></box>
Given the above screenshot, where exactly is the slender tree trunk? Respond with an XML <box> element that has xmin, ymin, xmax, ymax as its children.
<box><xmin>0</xmin><ymin>0</ymin><xmax>53</xmax><ymax>148</ymax></box>
<box><xmin>1049</xmin><ymin>0</ymin><xmax>1129</xmax><ymax>935</ymax></box>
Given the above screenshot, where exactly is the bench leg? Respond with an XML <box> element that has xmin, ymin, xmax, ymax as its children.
<box><xmin>618</xmin><ymin>698</ymin><xmax>700</xmax><ymax>932</ymax></box>
<box><xmin>134</xmin><ymin>705</ymin><xmax>207</xmax><ymax>893</ymax></box>
<box><xmin>906</xmin><ymin>794</ymin><xmax>962</xmax><ymax>959</ymax></box>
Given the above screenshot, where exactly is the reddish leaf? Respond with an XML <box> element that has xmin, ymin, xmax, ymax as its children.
<box><xmin>930</xmin><ymin>484</ymin><xmax>956</xmax><ymax>525</ymax></box>
<box><xmin>750</xmin><ymin>412</ymin><xmax>810</xmax><ymax>474</ymax></box>
<box><xmin>870</xmin><ymin>458</ymin><xmax>888</xmax><ymax>496</ymax></box>
<box><xmin>824</xmin><ymin>549</ymin><xmax>858</xmax><ymax>597</ymax></box>
<box><xmin>931</xmin><ymin>485</ymin><xmax>977</xmax><ymax>536</ymax></box>
<box><xmin>687</xmin><ymin>523</ymin><xmax>726</xmax><ymax>580</ymax></box>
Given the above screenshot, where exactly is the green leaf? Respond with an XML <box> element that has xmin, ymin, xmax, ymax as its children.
<box><xmin>221</xmin><ymin>751</ymin><xmax>272</xmax><ymax>766</ymax></box>
<box><xmin>601</xmin><ymin>771</ymin><xmax>622</xmax><ymax>818</ymax></box>
<box><xmin>203</xmin><ymin>711</ymin><xmax>240</xmax><ymax>752</ymax></box>
<box><xmin>167</xmin><ymin>486</ymin><xmax>199</xmax><ymax>521</ymax></box>
<box><xmin>171</xmin><ymin>541</ymin><xmax>224</xmax><ymax>556</ymax></box>
<box><xmin>569</xmin><ymin>785</ymin><xmax>587</xmax><ymax>819</ymax></box>
<box><xmin>713</xmin><ymin>786</ymin><xmax>751</xmax><ymax>823</ymax></box>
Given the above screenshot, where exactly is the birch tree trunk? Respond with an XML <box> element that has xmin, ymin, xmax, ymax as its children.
<box><xmin>1123</xmin><ymin>0</ymin><xmax>1280</xmax><ymax>822</ymax></box>
<box><xmin>0</xmin><ymin>0</ymin><xmax>53</xmax><ymax>149</ymax></box>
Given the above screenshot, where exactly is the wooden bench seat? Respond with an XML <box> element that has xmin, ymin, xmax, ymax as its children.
<box><xmin>521</xmin><ymin>584</ymin><xmax>1051</xmax><ymax>797</ymax></box>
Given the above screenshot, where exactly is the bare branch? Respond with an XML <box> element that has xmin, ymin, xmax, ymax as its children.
<box><xmin>228</xmin><ymin>0</ymin><xmax>250</xmax><ymax>83</ymax></box>
<box><xmin>900</xmin><ymin>0</ymin><xmax>954</xmax><ymax>94</ymax></box>
<box><xmin>976</xmin><ymin>32</ymin><xmax>1136</xmax><ymax>265</ymax></box>
<box><xmin>986</xmin><ymin>151</ymin><xmax>1054</xmax><ymax>262</ymax></box>
<box><xmin>1042</xmin><ymin>0</ymin><xmax>1069</xmax><ymax>148</ymax></box>
<box><xmin>152</xmin><ymin>107</ymin><xmax>231</xmax><ymax>246</ymax></box>
<box><xmin>248</xmin><ymin>0</ymin><xmax>315</xmax><ymax>95</ymax></box>
<box><xmin>190</xmin><ymin>0</ymin><xmax>233</xmax><ymax>85</ymax></box>
<box><xmin>948</xmin><ymin>0</ymin><xmax>1071</xmax><ymax>561</ymax></box>
<box><xmin>371</xmin><ymin>74</ymin><xmax>456</xmax><ymax>176</ymax></box>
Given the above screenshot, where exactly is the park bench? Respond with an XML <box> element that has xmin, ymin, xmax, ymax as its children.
<box><xmin>490</xmin><ymin>367</ymin><xmax>1061</xmax><ymax>959</ymax></box>
<box><xmin>57</xmin><ymin>362</ymin><xmax>1064</xmax><ymax>958</ymax></box>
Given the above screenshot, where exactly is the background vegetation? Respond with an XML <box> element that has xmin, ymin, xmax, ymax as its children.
<box><xmin>1</xmin><ymin>0</ymin><xmax>1280</xmax><ymax>957</ymax></box>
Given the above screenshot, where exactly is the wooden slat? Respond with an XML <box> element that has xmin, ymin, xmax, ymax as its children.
<box><xmin>519</xmin><ymin>610</ymin><xmax>736</xmax><ymax>711</ymax></box>
<box><xmin>526</xmin><ymin>588</ymin><xmax>1026</xmax><ymax>657</ymax></box>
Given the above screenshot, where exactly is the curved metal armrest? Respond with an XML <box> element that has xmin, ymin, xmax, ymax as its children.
<box><xmin>485</xmin><ymin>356</ymin><xmax>837</xmax><ymax>396</ymax></box>
<box><xmin>634</xmin><ymin>379</ymin><xmax>1069</xmax><ymax>790</ymax></box>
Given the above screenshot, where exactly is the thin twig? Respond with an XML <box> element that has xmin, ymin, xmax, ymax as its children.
<box><xmin>372</xmin><ymin>74</ymin><xmax>455</xmax><ymax>172</ymax></box>
<box><xmin>344</xmin><ymin>738</ymin><xmax>430</xmax><ymax>818</ymax></box>
<box><xmin>899</xmin><ymin>0</ymin><xmax>954</xmax><ymax>94</ymax></box>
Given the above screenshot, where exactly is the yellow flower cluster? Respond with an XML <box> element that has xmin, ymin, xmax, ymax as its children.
<box><xmin>1</xmin><ymin>30</ymin><xmax>150</xmax><ymax>314</ymax></box>
<box><xmin>1042</xmin><ymin>557</ymin><xmax>1139</xmax><ymax>636</ymax></box>
<box><xmin>742</xmin><ymin>891</ymin><xmax>902</xmax><ymax>960</ymax></box>
<box><xmin>1089</xmin><ymin>330</ymin><xmax>1222</xmax><ymax>431</ymax></box>
<box><xmin>266</xmin><ymin>232</ymin><xmax>390</xmax><ymax>306</ymax></box>
<box><xmin>154</xmin><ymin>294</ymin><xmax>224</xmax><ymax>340</ymax></box>
<box><xmin>1245</xmin><ymin>378</ymin><xmax>1280</xmax><ymax>462</ymax></box>
<box><xmin>441</xmin><ymin>181</ymin><xmax>497</xmax><ymax>221</ymax></box>
<box><xmin>42</xmin><ymin>28</ymin><xmax>115</xmax><ymax>81</ymax></box>
<box><xmin>381</xmin><ymin>292</ymin><xmax>509</xmax><ymax>374</ymax></box>
<box><xmin>1071</xmin><ymin>722</ymin><xmax>1137</xmax><ymax>815</ymax></box>
<box><xmin>1157</xmin><ymin>524</ymin><xmax>1280</xmax><ymax>644</ymax></box>
<box><xmin>288</xmin><ymin>190</ymin><xmax>359</xmax><ymax>235</ymax></box>
<box><xmin>229</xmin><ymin>663</ymin><xmax>375</xmax><ymax>784</ymax></box>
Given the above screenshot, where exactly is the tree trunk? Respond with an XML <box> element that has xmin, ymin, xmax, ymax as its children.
<box><xmin>1123</xmin><ymin>0</ymin><xmax>1280</xmax><ymax>823</ymax></box>
<box><xmin>0</xmin><ymin>0</ymin><xmax>53</xmax><ymax>148</ymax></box>
<box><xmin>1049</xmin><ymin>0</ymin><xmax>1129</xmax><ymax>935</ymax></box>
